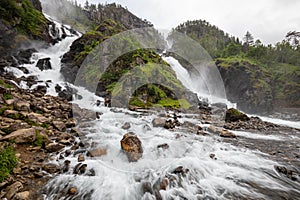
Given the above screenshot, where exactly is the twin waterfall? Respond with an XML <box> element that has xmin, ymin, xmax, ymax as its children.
<box><xmin>5</xmin><ymin>16</ymin><xmax>300</xmax><ymax>200</ymax></box>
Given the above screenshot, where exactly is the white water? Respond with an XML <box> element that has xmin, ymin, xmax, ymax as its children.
<box><xmin>4</xmin><ymin>17</ymin><xmax>299</xmax><ymax>200</ymax></box>
<box><xmin>164</xmin><ymin>56</ymin><xmax>237</xmax><ymax>109</ymax></box>
<box><xmin>5</xmin><ymin>15</ymin><xmax>81</xmax><ymax>96</ymax></box>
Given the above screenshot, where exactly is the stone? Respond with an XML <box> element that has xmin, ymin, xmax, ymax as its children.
<box><xmin>13</xmin><ymin>100</ymin><xmax>30</xmax><ymax>112</ymax></box>
<box><xmin>27</xmin><ymin>112</ymin><xmax>50</xmax><ymax>124</ymax></box>
<box><xmin>160</xmin><ymin>178</ymin><xmax>168</xmax><ymax>190</ymax></box>
<box><xmin>87</xmin><ymin>148</ymin><xmax>107</xmax><ymax>157</ymax></box>
<box><xmin>52</xmin><ymin>121</ymin><xmax>66</xmax><ymax>131</ymax></box>
<box><xmin>121</xmin><ymin>122</ymin><xmax>131</xmax><ymax>130</ymax></box>
<box><xmin>13</xmin><ymin>191</ymin><xmax>30</xmax><ymax>200</ymax></box>
<box><xmin>45</xmin><ymin>143</ymin><xmax>65</xmax><ymax>153</ymax></box>
<box><xmin>62</xmin><ymin>160</ymin><xmax>71</xmax><ymax>173</ymax></box>
<box><xmin>207</xmin><ymin>125</ymin><xmax>223</xmax><ymax>134</ymax></box>
<box><xmin>73</xmin><ymin>163</ymin><xmax>87</xmax><ymax>175</ymax></box>
<box><xmin>43</xmin><ymin>163</ymin><xmax>60</xmax><ymax>174</ymax></box>
<box><xmin>220</xmin><ymin>130</ymin><xmax>236</xmax><ymax>138</ymax></box>
<box><xmin>0</xmin><ymin>128</ymin><xmax>36</xmax><ymax>144</ymax></box>
<box><xmin>5</xmin><ymin>181</ymin><xmax>23</xmax><ymax>200</ymax></box>
<box><xmin>164</xmin><ymin>119</ymin><xmax>174</xmax><ymax>129</ymax></box>
<box><xmin>152</xmin><ymin>118</ymin><xmax>166</xmax><ymax>127</ymax></box>
<box><xmin>120</xmin><ymin>132</ymin><xmax>143</xmax><ymax>162</ymax></box>
<box><xmin>3</xmin><ymin>110</ymin><xmax>20</xmax><ymax>118</ymax></box>
<box><xmin>209</xmin><ymin>153</ymin><xmax>216</xmax><ymax>160</ymax></box>
<box><xmin>225</xmin><ymin>108</ymin><xmax>250</xmax><ymax>123</ymax></box>
<box><xmin>157</xmin><ymin>143</ymin><xmax>169</xmax><ymax>150</ymax></box>
<box><xmin>78</xmin><ymin>154</ymin><xmax>85</xmax><ymax>162</ymax></box>
<box><xmin>36</xmin><ymin>58</ymin><xmax>52</xmax><ymax>71</ymax></box>
<box><xmin>67</xmin><ymin>187</ymin><xmax>77</xmax><ymax>195</ymax></box>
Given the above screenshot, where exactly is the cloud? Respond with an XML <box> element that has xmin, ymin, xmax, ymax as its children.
<box><xmin>77</xmin><ymin>0</ymin><xmax>300</xmax><ymax>44</ymax></box>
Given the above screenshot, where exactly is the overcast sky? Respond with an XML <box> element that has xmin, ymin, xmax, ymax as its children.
<box><xmin>77</xmin><ymin>0</ymin><xmax>300</xmax><ymax>44</ymax></box>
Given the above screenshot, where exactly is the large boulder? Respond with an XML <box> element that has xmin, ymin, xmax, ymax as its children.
<box><xmin>120</xmin><ymin>132</ymin><xmax>143</xmax><ymax>162</ymax></box>
<box><xmin>36</xmin><ymin>58</ymin><xmax>52</xmax><ymax>71</ymax></box>
<box><xmin>225</xmin><ymin>108</ymin><xmax>250</xmax><ymax>123</ymax></box>
<box><xmin>0</xmin><ymin>128</ymin><xmax>36</xmax><ymax>144</ymax></box>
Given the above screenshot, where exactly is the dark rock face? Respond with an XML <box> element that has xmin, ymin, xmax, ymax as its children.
<box><xmin>30</xmin><ymin>0</ymin><xmax>43</xmax><ymax>11</ymax></box>
<box><xmin>16</xmin><ymin>48</ymin><xmax>37</xmax><ymax>65</ymax></box>
<box><xmin>36</xmin><ymin>58</ymin><xmax>52</xmax><ymax>71</ymax></box>
<box><xmin>216</xmin><ymin>60</ymin><xmax>273</xmax><ymax>114</ymax></box>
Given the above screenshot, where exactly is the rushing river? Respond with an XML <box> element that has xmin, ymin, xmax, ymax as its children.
<box><xmin>5</xmin><ymin>16</ymin><xmax>300</xmax><ymax>200</ymax></box>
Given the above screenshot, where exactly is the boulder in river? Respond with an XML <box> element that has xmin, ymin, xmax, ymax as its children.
<box><xmin>120</xmin><ymin>132</ymin><xmax>143</xmax><ymax>162</ymax></box>
<box><xmin>36</xmin><ymin>58</ymin><xmax>52</xmax><ymax>71</ymax></box>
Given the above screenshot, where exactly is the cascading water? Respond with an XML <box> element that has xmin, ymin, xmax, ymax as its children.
<box><xmin>163</xmin><ymin>56</ymin><xmax>236</xmax><ymax>109</ymax></box>
<box><xmin>4</xmin><ymin>14</ymin><xmax>300</xmax><ymax>200</ymax></box>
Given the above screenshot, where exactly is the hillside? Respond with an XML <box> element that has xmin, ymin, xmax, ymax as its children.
<box><xmin>172</xmin><ymin>20</ymin><xmax>300</xmax><ymax>114</ymax></box>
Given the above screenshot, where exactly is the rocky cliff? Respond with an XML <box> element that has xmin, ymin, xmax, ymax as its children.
<box><xmin>0</xmin><ymin>0</ymin><xmax>52</xmax><ymax>57</ymax></box>
<box><xmin>216</xmin><ymin>59</ymin><xmax>273</xmax><ymax>114</ymax></box>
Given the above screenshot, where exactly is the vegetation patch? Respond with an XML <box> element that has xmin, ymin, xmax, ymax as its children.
<box><xmin>0</xmin><ymin>146</ymin><xmax>18</xmax><ymax>182</ymax></box>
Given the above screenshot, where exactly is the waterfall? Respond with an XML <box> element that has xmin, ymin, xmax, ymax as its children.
<box><xmin>163</xmin><ymin>56</ymin><xmax>237</xmax><ymax>109</ymax></box>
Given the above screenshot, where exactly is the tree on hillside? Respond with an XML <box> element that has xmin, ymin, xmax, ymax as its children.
<box><xmin>243</xmin><ymin>31</ymin><xmax>254</xmax><ymax>52</ymax></box>
<box><xmin>286</xmin><ymin>31</ymin><xmax>300</xmax><ymax>49</ymax></box>
<box><xmin>243</xmin><ymin>31</ymin><xmax>254</xmax><ymax>45</ymax></box>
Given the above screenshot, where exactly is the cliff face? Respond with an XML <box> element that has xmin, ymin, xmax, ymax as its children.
<box><xmin>216</xmin><ymin>60</ymin><xmax>273</xmax><ymax>114</ymax></box>
<box><xmin>0</xmin><ymin>0</ymin><xmax>52</xmax><ymax>56</ymax></box>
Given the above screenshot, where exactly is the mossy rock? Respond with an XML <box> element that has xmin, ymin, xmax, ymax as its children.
<box><xmin>225</xmin><ymin>108</ymin><xmax>250</xmax><ymax>122</ymax></box>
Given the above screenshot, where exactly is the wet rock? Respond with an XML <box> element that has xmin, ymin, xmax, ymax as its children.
<box><xmin>152</xmin><ymin>118</ymin><xmax>166</xmax><ymax>127</ymax></box>
<box><xmin>78</xmin><ymin>154</ymin><xmax>85</xmax><ymax>162</ymax></box>
<box><xmin>0</xmin><ymin>128</ymin><xmax>36</xmax><ymax>144</ymax></box>
<box><xmin>157</xmin><ymin>143</ymin><xmax>169</xmax><ymax>150</ymax></box>
<box><xmin>120</xmin><ymin>132</ymin><xmax>143</xmax><ymax>162</ymax></box>
<box><xmin>121</xmin><ymin>122</ymin><xmax>131</xmax><ymax>130</ymax></box>
<box><xmin>172</xmin><ymin>166</ymin><xmax>189</xmax><ymax>176</ymax></box>
<box><xmin>57</xmin><ymin>85</ymin><xmax>82</xmax><ymax>101</ymax></box>
<box><xmin>164</xmin><ymin>119</ymin><xmax>175</xmax><ymax>129</ymax></box>
<box><xmin>36</xmin><ymin>58</ymin><xmax>52</xmax><ymax>71</ymax></box>
<box><xmin>62</xmin><ymin>160</ymin><xmax>71</xmax><ymax>173</ymax></box>
<box><xmin>225</xmin><ymin>108</ymin><xmax>250</xmax><ymax>123</ymax></box>
<box><xmin>13</xmin><ymin>191</ymin><xmax>30</xmax><ymax>200</ymax></box>
<box><xmin>52</xmin><ymin>121</ymin><xmax>66</xmax><ymax>131</ymax></box>
<box><xmin>33</xmin><ymin>171</ymin><xmax>44</xmax><ymax>178</ymax></box>
<box><xmin>141</xmin><ymin>181</ymin><xmax>153</xmax><ymax>194</ymax></box>
<box><xmin>160</xmin><ymin>178</ymin><xmax>168</xmax><ymax>190</ymax></box>
<box><xmin>45</xmin><ymin>143</ymin><xmax>65</xmax><ymax>153</ymax></box>
<box><xmin>67</xmin><ymin>187</ymin><xmax>77</xmax><ymax>195</ymax></box>
<box><xmin>16</xmin><ymin>48</ymin><xmax>37</xmax><ymax>64</ymax></box>
<box><xmin>275</xmin><ymin>165</ymin><xmax>298</xmax><ymax>181</ymax></box>
<box><xmin>43</xmin><ymin>163</ymin><xmax>60</xmax><ymax>174</ymax></box>
<box><xmin>220</xmin><ymin>130</ymin><xmax>236</xmax><ymax>138</ymax></box>
<box><xmin>5</xmin><ymin>181</ymin><xmax>23</xmax><ymax>200</ymax></box>
<box><xmin>207</xmin><ymin>125</ymin><xmax>222</xmax><ymax>134</ymax></box>
<box><xmin>87</xmin><ymin>148</ymin><xmax>107</xmax><ymax>157</ymax></box>
<box><xmin>33</xmin><ymin>85</ymin><xmax>47</xmax><ymax>94</ymax></box>
<box><xmin>209</xmin><ymin>153</ymin><xmax>217</xmax><ymax>160</ymax></box>
<box><xmin>73</xmin><ymin>163</ymin><xmax>87</xmax><ymax>175</ymax></box>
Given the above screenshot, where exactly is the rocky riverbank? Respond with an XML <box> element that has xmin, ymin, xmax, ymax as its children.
<box><xmin>0</xmin><ymin>78</ymin><xmax>100</xmax><ymax>199</ymax></box>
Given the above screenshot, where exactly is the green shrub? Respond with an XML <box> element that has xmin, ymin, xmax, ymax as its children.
<box><xmin>0</xmin><ymin>146</ymin><xmax>18</xmax><ymax>182</ymax></box>
<box><xmin>3</xmin><ymin>93</ymin><xmax>13</xmax><ymax>100</ymax></box>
